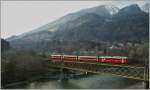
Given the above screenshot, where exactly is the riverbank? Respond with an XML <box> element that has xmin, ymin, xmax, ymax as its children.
<box><xmin>3</xmin><ymin>73</ymin><xmax>144</xmax><ymax>89</ymax></box>
<box><xmin>125</xmin><ymin>82</ymin><xmax>144</xmax><ymax>89</ymax></box>
<box><xmin>2</xmin><ymin>75</ymin><xmax>44</xmax><ymax>89</ymax></box>
<box><xmin>3</xmin><ymin>71</ymin><xmax>92</xmax><ymax>89</ymax></box>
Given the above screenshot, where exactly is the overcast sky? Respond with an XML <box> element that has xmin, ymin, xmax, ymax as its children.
<box><xmin>1</xmin><ymin>0</ymin><xmax>149</xmax><ymax>39</ymax></box>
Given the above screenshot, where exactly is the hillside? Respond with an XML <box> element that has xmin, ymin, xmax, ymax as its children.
<box><xmin>1</xmin><ymin>39</ymin><xmax>10</xmax><ymax>52</ymax></box>
<box><xmin>7</xmin><ymin>4</ymin><xmax>149</xmax><ymax>51</ymax></box>
<box><xmin>141</xmin><ymin>3</ymin><xmax>149</xmax><ymax>13</ymax></box>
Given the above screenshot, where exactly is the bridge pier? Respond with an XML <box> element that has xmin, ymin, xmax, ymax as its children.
<box><xmin>144</xmin><ymin>65</ymin><xmax>149</xmax><ymax>89</ymax></box>
<box><xmin>85</xmin><ymin>72</ymin><xmax>88</xmax><ymax>75</ymax></box>
<box><xmin>144</xmin><ymin>81</ymin><xmax>149</xmax><ymax>89</ymax></box>
<box><xmin>59</xmin><ymin>60</ymin><xmax>70</xmax><ymax>80</ymax></box>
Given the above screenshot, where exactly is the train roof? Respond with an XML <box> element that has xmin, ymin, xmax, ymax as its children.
<box><xmin>99</xmin><ymin>56</ymin><xmax>128</xmax><ymax>58</ymax></box>
<box><xmin>63</xmin><ymin>55</ymin><xmax>77</xmax><ymax>57</ymax></box>
<box><xmin>51</xmin><ymin>54</ymin><xmax>62</xmax><ymax>56</ymax></box>
<box><xmin>51</xmin><ymin>54</ymin><xmax>128</xmax><ymax>58</ymax></box>
<box><xmin>78</xmin><ymin>56</ymin><xmax>97</xmax><ymax>57</ymax></box>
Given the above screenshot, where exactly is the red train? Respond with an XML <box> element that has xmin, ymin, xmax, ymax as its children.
<box><xmin>49</xmin><ymin>55</ymin><xmax>128</xmax><ymax>64</ymax></box>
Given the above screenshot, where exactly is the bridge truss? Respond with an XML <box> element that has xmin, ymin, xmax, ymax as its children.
<box><xmin>47</xmin><ymin>60</ymin><xmax>149</xmax><ymax>81</ymax></box>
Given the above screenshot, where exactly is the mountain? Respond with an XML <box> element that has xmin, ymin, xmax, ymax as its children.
<box><xmin>7</xmin><ymin>4</ymin><xmax>149</xmax><ymax>51</ymax></box>
<box><xmin>79</xmin><ymin>5</ymin><xmax>119</xmax><ymax>16</ymax></box>
<box><xmin>117</xmin><ymin>4</ymin><xmax>142</xmax><ymax>15</ymax></box>
<box><xmin>12</xmin><ymin>5</ymin><xmax>119</xmax><ymax>36</ymax></box>
<box><xmin>141</xmin><ymin>3</ymin><xmax>149</xmax><ymax>13</ymax></box>
<box><xmin>103</xmin><ymin>5</ymin><xmax>120</xmax><ymax>15</ymax></box>
<box><xmin>1</xmin><ymin>39</ymin><xmax>10</xmax><ymax>52</ymax></box>
<box><xmin>58</xmin><ymin>4</ymin><xmax>149</xmax><ymax>42</ymax></box>
<box><xmin>109</xmin><ymin>4</ymin><xmax>149</xmax><ymax>41</ymax></box>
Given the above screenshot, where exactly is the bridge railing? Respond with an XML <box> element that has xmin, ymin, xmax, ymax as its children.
<box><xmin>47</xmin><ymin>60</ymin><xmax>148</xmax><ymax>81</ymax></box>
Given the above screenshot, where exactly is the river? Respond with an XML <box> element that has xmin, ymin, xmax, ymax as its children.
<box><xmin>6</xmin><ymin>73</ymin><xmax>144</xmax><ymax>89</ymax></box>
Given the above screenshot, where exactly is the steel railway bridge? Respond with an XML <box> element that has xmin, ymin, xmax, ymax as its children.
<box><xmin>47</xmin><ymin>60</ymin><xmax>149</xmax><ymax>89</ymax></box>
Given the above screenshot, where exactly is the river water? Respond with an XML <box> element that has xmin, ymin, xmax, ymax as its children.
<box><xmin>7</xmin><ymin>74</ymin><xmax>144</xmax><ymax>89</ymax></box>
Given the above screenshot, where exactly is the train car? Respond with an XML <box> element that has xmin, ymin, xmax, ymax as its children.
<box><xmin>111</xmin><ymin>56</ymin><xmax>128</xmax><ymax>63</ymax></box>
<box><xmin>62</xmin><ymin>55</ymin><xmax>78</xmax><ymax>61</ymax></box>
<box><xmin>98</xmin><ymin>56</ymin><xmax>128</xmax><ymax>63</ymax></box>
<box><xmin>121</xmin><ymin>56</ymin><xmax>128</xmax><ymax>63</ymax></box>
<box><xmin>50</xmin><ymin>54</ymin><xmax>62</xmax><ymax>61</ymax></box>
<box><xmin>49</xmin><ymin>54</ymin><xmax>128</xmax><ymax>64</ymax></box>
<box><xmin>78</xmin><ymin>56</ymin><xmax>98</xmax><ymax>62</ymax></box>
<box><xmin>111</xmin><ymin>57</ymin><xmax>121</xmax><ymax>63</ymax></box>
<box><xmin>104</xmin><ymin>56</ymin><xmax>112</xmax><ymax>63</ymax></box>
<box><xmin>98</xmin><ymin>56</ymin><xmax>112</xmax><ymax>63</ymax></box>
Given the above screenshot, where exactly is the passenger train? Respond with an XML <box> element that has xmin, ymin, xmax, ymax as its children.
<box><xmin>49</xmin><ymin>55</ymin><xmax>128</xmax><ymax>64</ymax></box>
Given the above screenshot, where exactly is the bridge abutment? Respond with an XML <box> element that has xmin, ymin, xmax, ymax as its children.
<box><xmin>144</xmin><ymin>81</ymin><xmax>149</xmax><ymax>89</ymax></box>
